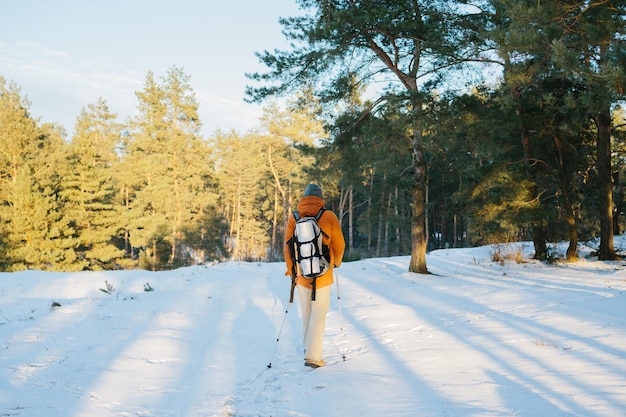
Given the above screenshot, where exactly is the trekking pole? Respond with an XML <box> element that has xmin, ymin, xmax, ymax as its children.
<box><xmin>267</xmin><ymin>278</ymin><xmax>296</xmax><ymax>369</ymax></box>
<box><xmin>334</xmin><ymin>268</ymin><xmax>347</xmax><ymax>361</ymax></box>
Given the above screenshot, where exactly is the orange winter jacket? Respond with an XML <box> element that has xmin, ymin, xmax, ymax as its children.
<box><xmin>284</xmin><ymin>195</ymin><xmax>346</xmax><ymax>289</ymax></box>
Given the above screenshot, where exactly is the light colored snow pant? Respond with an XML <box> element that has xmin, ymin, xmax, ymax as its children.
<box><xmin>297</xmin><ymin>283</ymin><xmax>331</xmax><ymax>361</ymax></box>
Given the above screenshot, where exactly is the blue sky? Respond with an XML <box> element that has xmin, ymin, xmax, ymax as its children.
<box><xmin>0</xmin><ymin>0</ymin><xmax>300</xmax><ymax>137</ymax></box>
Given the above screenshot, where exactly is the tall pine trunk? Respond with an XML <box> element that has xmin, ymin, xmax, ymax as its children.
<box><xmin>553</xmin><ymin>135</ymin><xmax>578</xmax><ymax>260</ymax></box>
<box><xmin>270</xmin><ymin>184</ymin><xmax>279</xmax><ymax>261</ymax></box>
<box><xmin>595</xmin><ymin>107</ymin><xmax>616</xmax><ymax>260</ymax></box>
<box><xmin>520</xmin><ymin>113</ymin><xmax>547</xmax><ymax>260</ymax></box>
<box><xmin>376</xmin><ymin>175</ymin><xmax>386</xmax><ymax>257</ymax></box>
<box><xmin>349</xmin><ymin>186</ymin><xmax>354</xmax><ymax>255</ymax></box>
<box><xmin>409</xmin><ymin>109</ymin><xmax>428</xmax><ymax>273</ymax></box>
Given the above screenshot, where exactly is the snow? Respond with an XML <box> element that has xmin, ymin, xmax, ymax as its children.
<box><xmin>1</xmin><ymin>241</ymin><xmax>625</xmax><ymax>417</ymax></box>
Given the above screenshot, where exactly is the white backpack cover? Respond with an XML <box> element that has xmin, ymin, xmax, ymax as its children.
<box><xmin>292</xmin><ymin>208</ymin><xmax>329</xmax><ymax>278</ymax></box>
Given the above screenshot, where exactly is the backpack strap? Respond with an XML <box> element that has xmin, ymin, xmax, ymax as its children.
<box><xmin>287</xmin><ymin>211</ymin><xmax>299</xmax><ymax>303</ymax></box>
<box><xmin>294</xmin><ymin>207</ymin><xmax>326</xmax><ymax>221</ymax></box>
<box><xmin>314</xmin><ymin>208</ymin><xmax>329</xmax><ymax>238</ymax></box>
<box><xmin>289</xmin><ymin>276</ymin><xmax>297</xmax><ymax>303</ymax></box>
<box><xmin>314</xmin><ymin>207</ymin><xmax>326</xmax><ymax>220</ymax></box>
<box><xmin>311</xmin><ymin>277</ymin><xmax>317</xmax><ymax>301</ymax></box>
<box><xmin>312</xmin><ymin>207</ymin><xmax>326</xmax><ymax>301</ymax></box>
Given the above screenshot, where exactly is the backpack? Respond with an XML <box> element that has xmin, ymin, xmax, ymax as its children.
<box><xmin>288</xmin><ymin>208</ymin><xmax>330</xmax><ymax>300</ymax></box>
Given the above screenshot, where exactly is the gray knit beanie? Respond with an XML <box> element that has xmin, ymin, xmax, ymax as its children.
<box><xmin>303</xmin><ymin>183</ymin><xmax>323</xmax><ymax>199</ymax></box>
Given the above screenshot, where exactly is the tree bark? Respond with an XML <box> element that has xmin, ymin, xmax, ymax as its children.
<box><xmin>349</xmin><ymin>186</ymin><xmax>354</xmax><ymax>255</ymax></box>
<box><xmin>520</xmin><ymin>116</ymin><xmax>547</xmax><ymax>260</ymax></box>
<box><xmin>553</xmin><ymin>134</ymin><xmax>578</xmax><ymax>261</ymax></box>
<box><xmin>409</xmin><ymin>117</ymin><xmax>428</xmax><ymax>273</ymax></box>
<box><xmin>376</xmin><ymin>175</ymin><xmax>386</xmax><ymax>257</ymax></box>
<box><xmin>595</xmin><ymin>107</ymin><xmax>616</xmax><ymax>260</ymax></box>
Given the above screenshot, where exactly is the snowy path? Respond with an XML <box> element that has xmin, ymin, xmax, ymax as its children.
<box><xmin>1</xmin><ymin>246</ymin><xmax>625</xmax><ymax>416</ymax></box>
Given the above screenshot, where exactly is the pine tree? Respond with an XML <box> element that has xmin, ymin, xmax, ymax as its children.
<box><xmin>212</xmin><ymin>131</ymin><xmax>269</xmax><ymax>261</ymax></box>
<box><xmin>123</xmin><ymin>67</ymin><xmax>218</xmax><ymax>268</ymax></box>
<box><xmin>259</xmin><ymin>100</ymin><xmax>324</xmax><ymax>260</ymax></box>
<box><xmin>0</xmin><ymin>79</ymin><xmax>77</xmax><ymax>270</ymax></box>
<box><xmin>550</xmin><ymin>0</ymin><xmax>626</xmax><ymax>259</ymax></box>
<box><xmin>247</xmin><ymin>0</ymin><xmax>487</xmax><ymax>273</ymax></box>
<box><xmin>63</xmin><ymin>98</ymin><xmax>124</xmax><ymax>270</ymax></box>
<box><xmin>485</xmin><ymin>0</ymin><xmax>626</xmax><ymax>259</ymax></box>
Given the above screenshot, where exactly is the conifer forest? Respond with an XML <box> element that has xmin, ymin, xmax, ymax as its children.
<box><xmin>1</xmin><ymin>0</ymin><xmax>625</xmax><ymax>272</ymax></box>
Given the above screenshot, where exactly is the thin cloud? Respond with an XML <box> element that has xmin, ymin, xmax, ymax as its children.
<box><xmin>0</xmin><ymin>40</ymin><xmax>262</xmax><ymax>136</ymax></box>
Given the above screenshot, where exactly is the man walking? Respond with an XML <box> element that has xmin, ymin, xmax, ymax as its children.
<box><xmin>284</xmin><ymin>184</ymin><xmax>346</xmax><ymax>368</ymax></box>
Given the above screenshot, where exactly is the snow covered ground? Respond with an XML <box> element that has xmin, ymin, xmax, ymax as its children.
<box><xmin>1</xmin><ymin>241</ymin><xmax>625</xmax><ymax>417</ymax></box>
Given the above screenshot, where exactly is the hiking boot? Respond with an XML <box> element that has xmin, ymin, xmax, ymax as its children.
<box><xmin>304</xmin><ymin>358</ymin><xmax>325</xmax><ymax>368</ymax></box>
